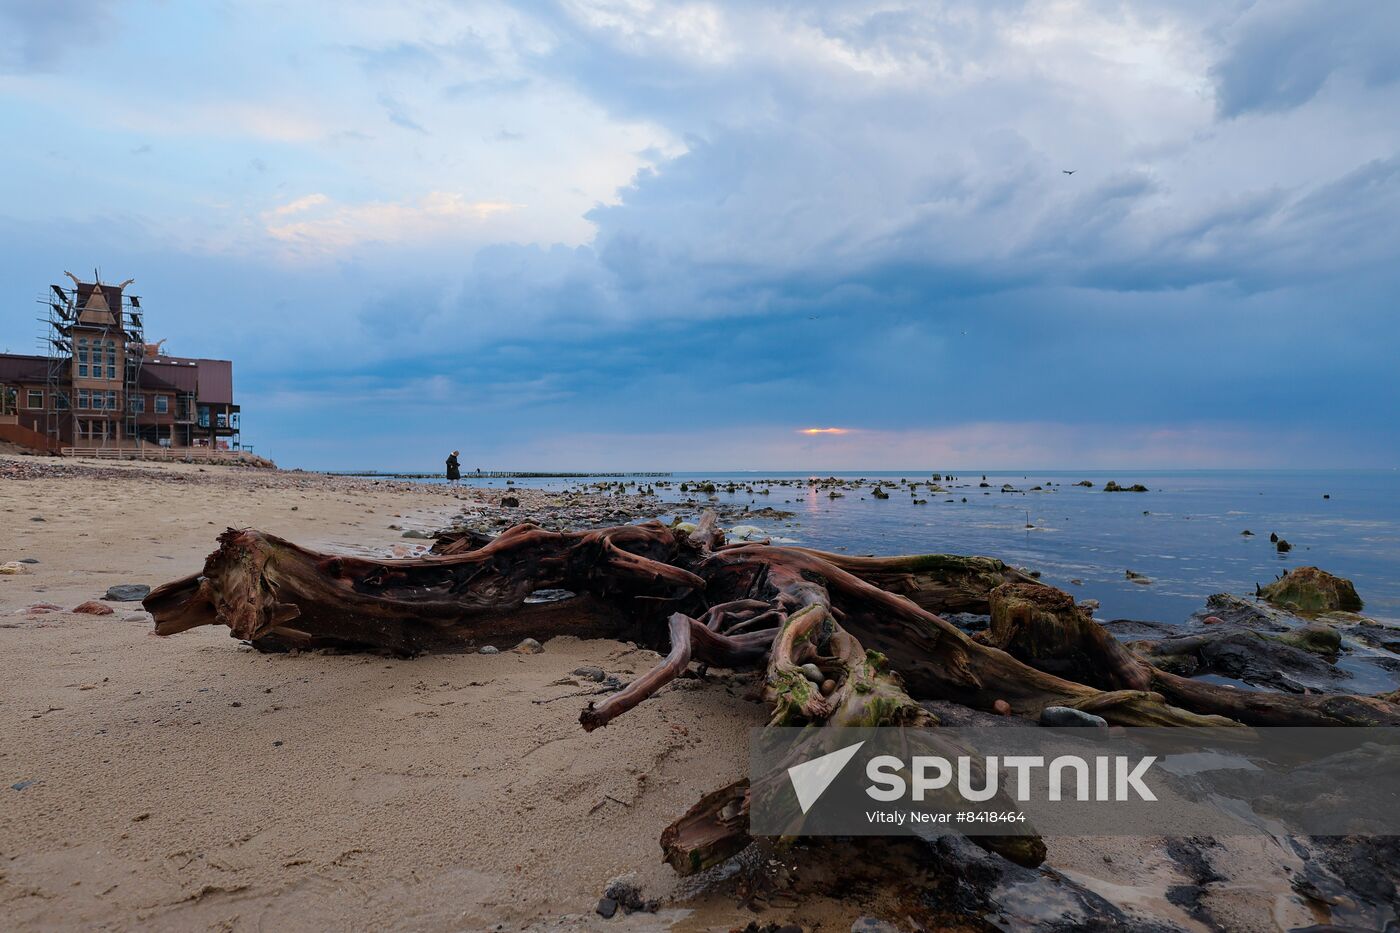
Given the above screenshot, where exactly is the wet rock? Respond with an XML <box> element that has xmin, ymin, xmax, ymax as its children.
<box><xmin>1125</xmin><ymin>570</ymin><xmax>1152</xmax><ymax>585</ymax></box>
<box><xmin>523</xmin><ymin>588</ymin><xmax>575</xmax><ymax>604</ymax></box>
<box><xmin>72</xmin><ymin>601</ymin><xmax>114</xmax><ymax>615</ymax></box>
<box><xmin>1104</xmin><ymin>481</ymin><xmax>1148</xmax><ymax>492</ymax></box>
<box><xmin>1039</xmin><ymin>706</ymin><xmax>1108</xmax><ymax>729</ymax></box>
<box><xmin>1276</xmin><ymin>539</ymin><xmax>1292</xmax><ymax>553</ymax></box>
<box><xmin>1275</xmin><ymin>622</ymin><xmax>1342</xmax><ymax>655</ymax></box>
<box><xmin>511</xmin><ymin>638</ymin><xmax>544</xmax><ymax>655</ymax></box>
<box><xmin>602</xmin><ymin>877</ymin><xmax>657</xmax><ymax>914</ymax></box>
<box><xmin>501</xmin><ymin>496</ymin><xmax>520</xmax><ymax>508</ymax></box>
<box><xmin>401</xmin><ymin>529</ymin><xmax>432</xmax><ymax>539</ymax></box>
<box><xmin>728</xmin><ymin>524</ymin><xmax>765</xmax><ymax>540</ymax></box>
<box><xmin>104</xmin><ymin>584</ymin><xmax>150</xmax><ymax>602</ymax></box>
<box><xmin>1259</xmin><ymin>566</ymin><xmax>1362</xmax><ymax>613</ymax></box>
<box><xmin>572</xmin><ymin>666</ymin><xmax>606</xmax><ymax>682</ymax></box>
<box><xmin>1139</xmin><ymin>629</ymin><xmax>1343</xmax><ymax>693</ymax></box>
<box><xmin>477</xmin><ymin>645</ymin><xmax>499</xmax><ymax>655</ymax></box>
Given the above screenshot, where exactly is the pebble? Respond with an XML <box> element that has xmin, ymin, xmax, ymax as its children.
<box><xmin>993</xmin><ymin>699</ymin><xmax>1012</xmax><ymax>716</ymax></box>
<box><xmin>820</xmin><ymin>678</ymin><xmax>836</xmax><ymax>696</ymax></box>
<box><xmin>0</xmin><ymin>562</ymin><xmax>26</xmax><ymax>575</ymax></box>
<box><xmin>511</xmin><ymin>638</ymin><xmax>544</xmax><ymax>655</ymax></box>
<box><xmin>401</xmin><ymin>530</ymin><xmax>432</xmax><ymax>539</ymax></box>
<box><xmin>798</xmin><ymin>663</ymin><xmax>823</xmax><ymax>683</ymax></box>
<box><xmin>104</xmin><ymin>584</ymin><xmax>151</xmax><ymax>602</ymax></box>
<box><xmin>1039</xmin><ymin>706</ymin><xmax>1108</xmax><ymax>729</ymax></box>
<box><xmin>572</xmin><ymin>666</ymin><xmax>606</xmax><ymax>682</ymax></box>
<box><xmin>595</xmin><ymin>897</ymin><xmax>617</xmax><ymax>919</ymax></box>
<box><xmin>72</xmin><ymin>600</ymin><xmax>114</xmax><ymax>615</ymax></box>
<box><xmin>478</xmin><ymin>646</ymin><xmax>499</xmax><ymax>655</ymax></box>
<box><xmin>1202</xmin><ymin>615</ymin><xmax>1224</xmax><ymax>625</ymax></box>
<box><xmin>852</xmin><ymin>918</ymin><xmax>901</xmax><ymax>933</ymax></box>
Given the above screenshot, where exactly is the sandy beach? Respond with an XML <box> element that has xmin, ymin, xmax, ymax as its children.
<box><xmin>1</xmin><ymin>458</ymin><xmax>1391</xmax><ymax>932</ymax></box>
<box><xmin>0</xmin><ymin>459</ymin><xmax>779</xmax><ymax>931</ymax></box>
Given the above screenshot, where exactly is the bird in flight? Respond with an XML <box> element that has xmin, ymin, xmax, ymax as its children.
<box><xmin>1062</xmin><ymin>169</ymin><xmax>1076</xmax><ymax>175</ymax></box>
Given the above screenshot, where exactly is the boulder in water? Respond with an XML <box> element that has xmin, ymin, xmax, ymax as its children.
<box><xmin>1259</xmin><ymin>567</ymin><xmax>1363</xmax><ymax>614</ymax></box>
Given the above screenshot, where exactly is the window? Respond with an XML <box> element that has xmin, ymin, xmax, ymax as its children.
<box><xmin>130</xmin><ymin>394</ymin><xmax>145</xmax><ymax>414</ymax></box>
<box><xmin>77</xmin><ymin>389</ymin><xmax>90</xmax><ymax>409</ymax></box>
<box><xmin>26</xmin><ymin>390</ymin><xmax>43</xmax><ymax>408</ymax></box>
<box><xmin>55</xmin><ymin>393</ymin><xmax>68</xmax><ymax>411</ymax></box>
<box><xmin>198</xmin><ymin>406</ymin><xmax>210</xmax><ymax>428</ymax></box>
<box><xmin>77</xmin><ymin>338</ymin><xmax>89</xmax><ymax>378</ymax></box>
<box><xmin>154</xmin><ymin>395</ymin><xmax>169</xmax><ymax>414</ymax></box>
<box><xmin>106</xmin><ymin>391</ymin><xmax>118</xmax><ymax>411</ymax></box>
<box><xmin>216</xmin><ymin>412</ymin><xmax>228</xmax><ymax>428</ymax></box>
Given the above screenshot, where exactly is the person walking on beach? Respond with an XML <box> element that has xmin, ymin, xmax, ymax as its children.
<box><xmin>445</xmin><ymin>450</ymin><xmax>461</xmax><ymax>486</ymax></box>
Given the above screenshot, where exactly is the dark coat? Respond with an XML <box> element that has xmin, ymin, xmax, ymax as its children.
<box><xmin>445</xmin><ymin>454</ymin><xmax>460</xmax><ymax>480</ymax></box>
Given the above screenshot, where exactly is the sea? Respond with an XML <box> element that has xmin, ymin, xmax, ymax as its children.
<box><xmin>384</xmin><ymin>470</ymin><xmax>1400</xmax><ymax>626</ymax></box>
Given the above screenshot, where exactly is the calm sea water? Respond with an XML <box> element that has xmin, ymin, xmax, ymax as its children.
<box><xmin>408</xmin><ymin>470</ymin><xmax>1400</xmax><ymax>625</ymax></box>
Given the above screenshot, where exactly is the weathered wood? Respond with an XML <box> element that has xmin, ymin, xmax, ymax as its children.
<box><xmin>144</xmin><ymin>513</ymin><xmax>1400</xmax><ymax>887</ymax></box>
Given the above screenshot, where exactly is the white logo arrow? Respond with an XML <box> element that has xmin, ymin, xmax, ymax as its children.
<box><xmin>787</xmin><ymin>741</ymin><xmax>865</xmax><ymax>814</ymax></box>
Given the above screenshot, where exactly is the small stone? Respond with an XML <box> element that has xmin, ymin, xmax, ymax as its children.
<box><xmin>72</xmin><ymin>600</ymin><xmax>114</xmax><ymax>615</ymax></box>
<box><xmin>290</xmin><ymin>506</ymin><xmax>299</xmax><ymax>511</ymax></box>
<box><xmin>401</xmin><ymin>530</ymin><xmax>432</xmax><ymax>539</ymax></box>
<box><xmin>820</xmin><ymin>678</ymin><xmax>836</xmax><ymax>696</ymax></box>
<box><xmin>478</xmin><ymin>646</ymin><xmax>499</xmax><ymax>655</ymax></box>
<box><xmin>230</xmin><ymin>701</ymin><xmax>242</xmax><ymax>708</ymax></box>
<box><xmin>595</xmin><ymin>897</ymin><xmax>618</xmax><ymax>919</ymax></box>
<box><xmin>511</xmin><ymin>638</ymin><xmax>544</xmax><ymax>655</ymax></box>
<box><xmin>1275</xmin><ymin>539</ymin><xmax>1292</xmax><ymax>553</ymax></box>
<box><xmin>0</xmin><ymin>562</ymin><xmax>25</xmax><ymax>575</ymax></box>
<box><xmin>1039</xmin><ymin>706</ymin><xmax>1108</xmax><ymax>729</ymax></box>
<box><xmin>1241</xmin><ymin>530</ymin><xmax>1254</xmax><ymax>536</ymax></box>
<box><xmin>104</xmin><ymin>584</ymin><xmax>151</xmax><ymax>602</ymax></box>
<box><xmin>501</xmin><ymin>496</ymin><xmax>520</xmax><ymax>508</ymax></box>
<box><xmin>18</xmin><ymin>558</ymin><xmax>38</xmax><ymax>564</ymax></box>
<box><xmin>572</xmin><ymin>666</ymin><xmax>606</xmax><ymax>682</ymax></box>
<box><xmin>852</xmin><ymin>918</ymin><xmax>900</xmax><ymax>933</ymax></box>
<box><xmin>29</xmin><ymin>516</ymin><xmax>45</xmax><ymax>522</ymax></box>
<box><xmin>799</xmin><ymin>663</ymin><xmax>824</xmax><ymax>683</ymax></box>
<box><xmin>1202</xmin><ymin>615</ymin><xmax>1225</xmax><ymax>625</ymax></box>
<box><xmin>993</xmin><ymin>699</ymin><xmax>1012</xmax><ymax>716</ymax></box>
<box><xmin>272</xmin><ymin>740</ymin><xmax>283</xmax><ymax>747</ymax></box>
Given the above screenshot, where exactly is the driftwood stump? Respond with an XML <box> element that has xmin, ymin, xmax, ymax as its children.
<box><xmin>144</xmin><ymin>512</ymin><xmax>1400</xmax><ymax>878</ymax></box>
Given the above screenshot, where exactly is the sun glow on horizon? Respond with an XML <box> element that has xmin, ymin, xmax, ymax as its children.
<box><xmin>799</xmin><ymin>427</ymin><xmax>850</xmax><ymax>435</ymax></box>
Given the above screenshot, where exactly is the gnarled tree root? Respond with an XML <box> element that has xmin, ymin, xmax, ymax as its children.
<box><xmin>143</xmin><ymin>514</ymin><xmax>1400</xmax><ymax>888</ymax></box>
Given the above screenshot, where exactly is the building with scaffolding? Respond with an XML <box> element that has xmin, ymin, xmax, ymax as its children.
<box><xmin>0</xmin><ymin>272</ymin><xmax>242</xmax><ymax>455</ymax></box>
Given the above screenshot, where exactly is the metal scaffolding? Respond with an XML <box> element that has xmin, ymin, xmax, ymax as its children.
<box><xmin>40</xmin><ymin>272</ymin><xmax>145</xmax><ymax>449</ymax></box>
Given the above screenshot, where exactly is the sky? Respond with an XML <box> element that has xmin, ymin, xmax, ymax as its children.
<box><xmin>1</xmin><ymin>0</ymin><xmax>1397</xmax><ymax>471</ymax></box>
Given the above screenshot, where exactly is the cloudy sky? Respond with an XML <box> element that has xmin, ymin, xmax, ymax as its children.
<box><xmin>1</xmin><ymin>1</ymin><xmax>1397</xmax><ymax>470</ymax></box>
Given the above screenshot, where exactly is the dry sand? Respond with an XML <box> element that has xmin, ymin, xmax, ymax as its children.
<box><xmin>0</xmin><ymin>459</ymin><xmax>777</xmax><ymax>931</ymax></box>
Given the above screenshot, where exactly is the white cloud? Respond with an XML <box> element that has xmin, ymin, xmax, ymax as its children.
<box><xmin>262</xmin><ymin>192</ymin><xmax>521</xmax><ymax>253</ymax></box>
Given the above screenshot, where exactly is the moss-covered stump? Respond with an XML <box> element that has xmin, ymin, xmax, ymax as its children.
<box><xmin>1259</xmin><ymin>567</ymin><xmax>1363</xmax><ymax>614</ymax></box>
<box><xmin>986</xmin><ymin>582</ymin><xmax>1150</xmax><ymax>691</ymax></box>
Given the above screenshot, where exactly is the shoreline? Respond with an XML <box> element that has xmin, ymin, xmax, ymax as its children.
<box><xmin>2</xmin><ymin>456</ymin><xmax>1396</xmax><ymax>931</ymax></box>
